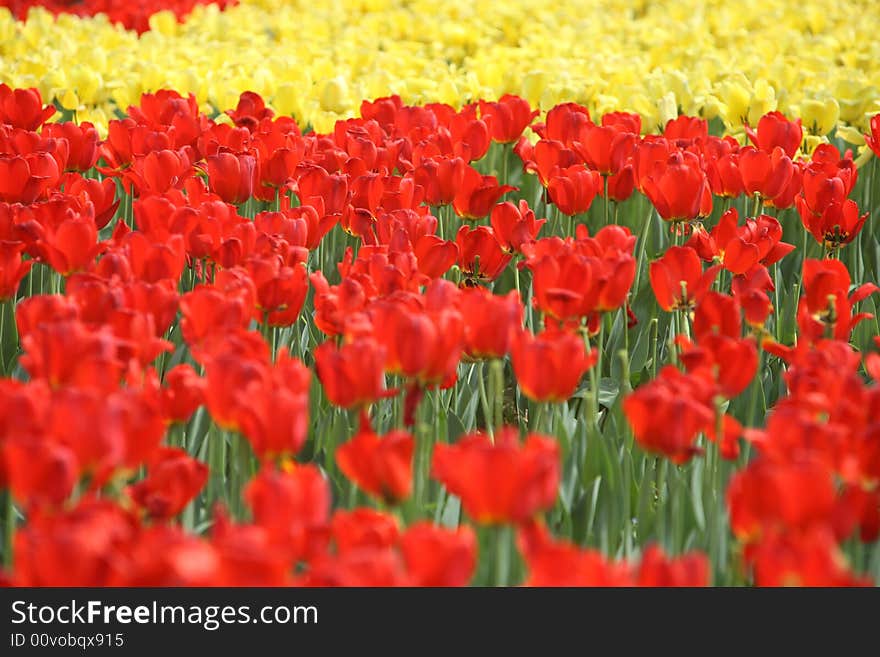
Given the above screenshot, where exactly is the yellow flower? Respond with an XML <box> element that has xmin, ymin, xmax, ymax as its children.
<box><xmin>800</xmin><ymin>97</ymin><xmax>840</xmax><ymax>136</ymax></box>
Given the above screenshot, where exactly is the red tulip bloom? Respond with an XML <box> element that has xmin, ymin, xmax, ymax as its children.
<box><xmin>623</xmin><ymin>366</ymin><xmax>715</xmax><ymax>464</ymax></box>
<box><xmin>455</xmin><ymin>225</ymin><xmax>512</xmax><ymax>282</ymax></box>
<box><xmin>478</xmin><ymin>95</ymin><xmax>539</xmax><ymax>143</ymax></box>
<box><xmin>11</xmin><ymin>498</ymin><xmax>137</xmax><ymax>586</ymax></box>
<box><xmin>370</xmin><ymin>289</ymin><xmax>463</xmax><ymax>387</ymax></box>
<box><xmin>244</xmin><ymin>463</ymin><xmax>331</xmax><ymax>563</ymax></box>
<box><xmin>686</xmin><ymin>208</ymin><xmax>794</xmax><ymax>274</ymax></box>
<box><xmin>572</xmin><ymin>123</ymin><xmax>637</xmax><ymax>174</ymax></box>
<box><xmin>866</xmin><ymin>114</ymin><xmax>880</xmax><ymax>158</ymax></box>
<box><xmin>641</xmin><ymin>151</ymin><xmax>712</xmax><ymax>221</ymax></box>
<box><xmin>452</xmin><ymin>167</ymin><xmax>516</xmax><ymax>219</ymax></box>
<box><xmin>664</xmin><ymin>116</ymin><xmax>709</xmax><ymax>144</ymax></box>
<box><xmin>206</xmin><ymin>152</ymin><xmax>257</xmax><ymax>205</ymax></box>
<box><xmin>0</xmin><ymin>84</ymin><xmax>56</xmax><ymax>130</ymax></box>
<box><xmin>727</xmin><ymin>458</ymin><xmax>837</xmax><ymax>543</ymax></box>
<box><xmin>738</xmin><ymin>146</ymin><xmax>795</xmax><ymax>200</ymax></box>
<box><xmin>745</xmin><ymin>111</ymin><xmax>803</xmax><ymax>158</ymax></box>
<box><xmin>490</xmin><ymin>200</ymin><xmax>546</xmax><ymax>253</ymax></box>
<box><xmin>797</xmin><ymin>198</ymin><xmax>868</xmax><ymax>250</ymax></box>
<box><xmin>0</xmin><ymin>152</ymin><xmax>60</xmax><ymax>204</ymax></box>
<box><xmin>460</xmin><ymin>287</ymin><xmax>523</xmax><ymax>360</ymax></box>
<box><xmin>245</xmin><ymin>256</ymin><xmax>309</xmax><ymax>326</ymax></box>
<box><xmin>414</xmin><ymin>234</ymin><xmax>458</xmax><ymax>279</ymax></box>
<box><xmin>797</xmin><ymin>259</ymin><xmax>878</xmax><ymax>342</ymax></box>
<box><xmin>400</xmin><ymin>522</ymin><xmax>477</xmax><ymax>586</ymax></box>
<box><xmin>42</xmin><ymin>121</ymin><xmax>100</xmax><ymax>171</ymax></box>
<box><xmin>160</xmin><ymin>364</ymin><xmax>206</xmax><ymax>424</ymax></box>
<box><xmin>2</xmin><ymin>434</ymin><xmax>77</xmax><ymax>509</ymax></box>
<box><xmin>128</xmin><ymin>448</ymin><xmax>208</xmax><ymax>521</ymax></box>
<box><xmin>314</xmin><ymin>336</ymin><xmax>388</xmax><ymax>409</ymax></box>
<box><xmin>635</xmin><ymin>545</ymin><xmax>711</xmax><ymax>586</ymax></box>
<box><xmin>336</xmin><ymin>425</ymin><xmax>414</xmax><ymax>504</ymax></box>
<box><xmin>547</xmin><ymin>164</ymin><xmax>601</xmax><ymax>216</ymax></box>
<box><xmin>413</xmin><ymin>156</ymin><xmax>467</xmax><ymax>206</ymax></box>
<box><xmin>649</xmin><ymin>246</ymin><xmax>720</xmax><ymax>311</ymax></box>
<box><xmin>330</xmin><ymin>508</ymin><xmax>400</xmax><ymax>555</ymax></box>
<box><xmin>531</xmin><ymin>102</ymin><xmax>591</xmax><ymax>146</ymax></box>
<box><xmin>431</xmin><ymin>428</ymin><xmax>560</xmax><ymax>525</ymax></box>
<box><xmin>511</xmin><ymin>327</ymin><xmax>596</xmax><ymax>402</ymax></box>
<box><xmin>236</xmin><ymin>349</ymin><xmax>311</xmax><ymax>460</ymax></box>
<box><xmin>0</xmin><ymin>241</ymin><xmax>33</xmax><ymax>300</ymax></box>
<box><xmin>732</xmin><ymin>265</ymin><xmax>775</xmax><ymax>328</ymax></box>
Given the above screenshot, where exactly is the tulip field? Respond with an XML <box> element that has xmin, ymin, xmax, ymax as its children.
<box><xmin>1</xmin><ymin>0</ymin><xmax>880</xmax><ymax>587</ymax></box>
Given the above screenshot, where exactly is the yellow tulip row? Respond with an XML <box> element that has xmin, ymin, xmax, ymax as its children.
<box><xmin>1</xmin><ymin>0</ymin><xmax>878</xmax><ymax>145</ymax></box>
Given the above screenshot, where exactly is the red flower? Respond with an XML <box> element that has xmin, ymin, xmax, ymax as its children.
<box><xmin>331</xmin><ymin>508</ymin><xmax>399</xmax><ymax>554</ymax></box>
<box><xmin>314</xmin><ymin>336</ymin><xmax>388</xmax><ymax>409</ymax></box>
<box><xmin>206</xmin><ymin>152</ymin><xmax>257</xmax><ymax>205</ymax></box>
<box><xmin>866</xmin><ymin>114</ymin><xmax>880</xmax><ymax>158</ymax></box>
<box><xmin>455</xmin><ymin>225</ymin><xmax>512</xmax><ymax>282</ymax></box>
<box><xmin>511</xmin><ymin>327</ymin><xmax>596</xmax><ymax>402</ymax></box>
<box><xmin>649</xmin><ymin>246</ymin><xmax>720</xmax><ymax>311</ymax></box>
<box><xmin>0</xmin><ymin>241</ymin><xmax>33</xmax><ymax>300</ymax></box>
<box><xmin>797</xmin><ymin>258</ymin><xmax>878</xmax><ymax>342</ymax></box>
<box><xmin>0</xmin><ymin>84</ymin><xmax>56</xmax><ymax>130</ymax></box>
<box><xmin>490</xmin><ymin>200</ymin><xmax>546</xmax><ymax>253</ymax></box>
<box><xmin>452</xmin><ymin>166</ymin><xmax>516</xmax><ymax>219</ymax></box>
<box><xmin>245</xmin><ymin>256</ymin><xmax>309</xmax><ymax>326</ymax></box>
<box><xmin>641</xmin><ymin>151</ymin><xmax>712</xmax><ymax>221</ymax></box>
<box><xmin>400</xmin><ymin>522</ymin><xmax>477</xmax><ymax>586</ymax></box>
<box><xmin>460</xmin><ymin>287</ymin><xmax>523</xmax><ymax>360</ymax></box>
<box><xmin>738</xmin><ymin>146</ymin><xmax>795</xmax><ymax>200</ymax></box>
<box><xmin>160</xmin><ymin>364</ymin><xmax>206</xmax><ymax>424</ymax></box>
<box><xmin>42</xmin><ymin>121</ymin><xmax>100</xmax><ymax>172</ymax></box>
<box><xmin>727</xmin><ymin>458</ymin><xmax>837</xmax><ymax>542</ymax></box>
<box><xmin>796</xmin><ymin>198</ymin><xmax>868</xmax><ymax>250</ymax></box>
<box><xmin>623</xmin><ymin>366</ymin><xmax>715</xmax><ymax>464</ymax></box>
<box><xmin>479</xmin><ymin>95</ymin><xmax>539</xmax><ymax>143</ymax></box>
<box><xmin>128</xmin><ymin>447</ymin><xmax>208</xmax><ymax>520</ymax></box>
<box><xmin>236</xmin><ymin>349</ymin><xmax>311</xmax><ymax>460</ymax></box>
<box><xmin>336</xmin><ymin>425</ymin><xmax>414</xmax><ymax>504</ymax></box>
<box><xmin>0</xmin><ymin>152</ymin><xmax>60</xmax><ymax>204</ymax></box>
<box><xmin>547</xmin><ymin>164</ymin><xmax>601</xmax><ymax>216</ymax></box>
<box><xmin>635</xmin><ymin>545</ymin><xmax>710</xmax><ymax>586</ymax></box>
<box><xmin>244</xmin><ymin>463</ymin><xmax>331</xmax><ymax>564</ymax></box>
<box><xmin>431</xmin><ymin>428</ymin><xmax>560</xmax><ymax>525</ymax></box>
<box><xmin>745</xmin><ymin>111</ymin><xmax>802</xmax><ymax>158</ymax></box>
<box><xmin>518</xmin><ymin>521</ymin><xmax>631</xmax><ymax>586</ymax></box>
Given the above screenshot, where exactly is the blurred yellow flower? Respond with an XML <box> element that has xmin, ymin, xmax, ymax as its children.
<box><xmin>0</xmin><ymin>0</ymin><xmax>876</xmax><ymax>138</ymax></box>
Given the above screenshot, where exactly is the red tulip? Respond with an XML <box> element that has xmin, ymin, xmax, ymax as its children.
<box><xmin>400</xmin><ymin>522</ymin><xmax>477</xmax><ymax>586</ymax></box>
<box><xmin>0</xmin><ymin>241</ymin><xmax>33</xmax><ymax>300</ymax></box>
<box><xmin>649</xmin><ymin>246</ymin><xmax>720</xmax><ymax>311</ymax></box>
<box><xmin>431</xmin><ymin>428</ymin><xmax>560</xmax><ymax>524</ymax></box>
<box><xmin>460</xmin><ymin>287</ymin><xmax>523</xmax><ymax>360</ymax></box>
<box><xmin>490</xmin><ymin>200</ymin><xmax>546</xmax><ymax>253</ymax></box>
<box><xmin>623</xmin><ymin>365</ymin><xmax>715</xmax><ymax>464</ymax></box>
<box><xmin>452</xmin><ymin>166</ymin><xmax>516</xmax><ymax>219</ymax></box>
<box><xmin>745</xmin><ymin>111</ymin><xmax>802</xmax><ymax>158</ymax></box>
<box><xmin>479</xmin><ymin>95</ymin><xmax>539</xmax><ymax>143</ymax></box>
<box><xmin>128</xmin><ymin>448</ymin><xmax>208</xmax><ymax>520</ymax></box>
<box><xmin>455</xmin><ymin>225</ymin><xmax>512</xmax><ymax>282</ymax></box>
<box><xmin>865</xmin><ymin>114</ymin><xmax>880</xmax><ymax>158</ymax></box>
<box><xmin>314</xmin><ymin>336</ymin><xmax>388</xmax><ymax>409</ymax></box>
<box><xmin>206</xmin><ymin>152</ymin><xmax>257</xmax><ymax>205</ymax></box>
<box><xmin>0</xmin><ymin>84</ymin><xmax>56</xmax><ymax>131</ymax></box>
<box><xmin>336</xmin><ymin>425</ymin><xmax>414</xmax><ymax>504</ymax></box>
<box><xmin>511</xmin><ymin>327</ymin><xmax>596</xmax><ymax>402</ymax></box>
<box><xmin>641</xmin><ymin>151</ymin><xmax>712</xmax><ymax>221</ymax></box>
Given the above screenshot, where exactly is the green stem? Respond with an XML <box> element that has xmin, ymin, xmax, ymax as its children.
<box><xmin>476</xmin><ymin>362</ymin><xmax>493</xmax><ymax>436</ymax></box>
<box><xmin>490</xmin><ymin>359</ymin><xmax>505</xmax><ymax>432</ymax></box>
<box><xmin>492</xmin><ymin>525</ymin><xmax>512</xmax><ymax>586</ymax></box>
